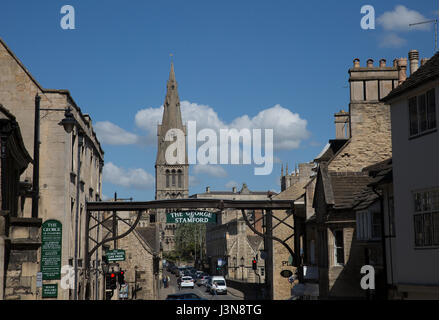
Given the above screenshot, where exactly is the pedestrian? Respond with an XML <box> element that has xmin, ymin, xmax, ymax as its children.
<box><xmin>177</xmin><ymin>276</ymin><xmax>181</xmax><ymax>290</ymax></box>
<box><xmin>167</xmin><ymin>275</ymin><xmax>170</xmax><ymax>288</ymax></box>
<box><xmin>163</xmin><ymin>275</ymin><xmax>167</xmax><ymax>288</ymax></box>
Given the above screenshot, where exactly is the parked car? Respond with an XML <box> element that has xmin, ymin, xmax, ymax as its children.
<box><xmin>180</xmin><ymin>276</ymin><xmax>195</xmax><ymax>289</ymax></box>
<box><xmin>166</xmin><ymin>293</ymin><xmax>207</xmax><ymax>300</ymax></box>
<box><xmin>209</xmin><ymin>276</ymin><xmax>227</xmax><ymax>295</ymax></box>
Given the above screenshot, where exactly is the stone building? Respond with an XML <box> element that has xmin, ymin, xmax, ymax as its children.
<box><xmin>381</xmin><ymin>50</ymin><xmax>439</xmax><ymax>299</ymax></box>
<box><xmin>0</xmin><ymin>105</ymin><xmax>34</xmax><ymax>300</ymax></box>
<box><xmin>0</xmin><ymin>38</ymin><xmax>104</xmax><ymax>300</ymax></box>
<box><xmin>154</xmin><ymin>63</ymin><xmax>189</xmax><ymax>252</ymax></box>
<box><xmin>269</xmin><ymin>162</ymin><xmax>314</xmax><ymax>300</ymax></box>
<box><xmin>310</xmin><ymin>57</ymin><xmax>399</xmax><ymax>299</ymax></box>
<box><xmin>191</xmin><ymin>184</ymin><xmax>270</xmax><ymax>286</ymax></box>
<box><xmin>101</xmin><ymin>208</ymin><xmax>161</xmax><ymax>300</ymax></box>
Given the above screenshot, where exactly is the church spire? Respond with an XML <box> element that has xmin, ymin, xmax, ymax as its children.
<box><xmin>160</xmin><ymin>62</ymin><xmax>183</xmax><ymax>132</ymax></box>
<box><xmin>156</xmin><ymin>62</ymin><xmax>186</xmax><ymax>165</ymax></box>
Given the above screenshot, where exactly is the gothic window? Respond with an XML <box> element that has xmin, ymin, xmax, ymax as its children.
<box><xmin>171</xmin><ymin>169</ymin><xmax>176</xmax><ymax>186</ymax></box>
<box><xmin>177</xmin><ymin>169</ymin><xmax>182</xmax><ymax>188</ymax></box>
<box><xmin>166</xmin><ymin>170</ymin><xmax>170</xmax><ymax>188</ymax></box>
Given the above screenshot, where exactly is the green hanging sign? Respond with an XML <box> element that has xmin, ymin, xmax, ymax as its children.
<box><xmin>41</xmin><ymin>220</ymin><xmax>62</xmax><ymax>280</ymax></box>
<box><xmin>106</xmin><ymin>249</ymin><xmax>126</xmax><ymax>262</ymax></box>
<box><xmin>166</xmin><ymin>210</ymin><xmax>217</xmax><ymax>224</ymax></box>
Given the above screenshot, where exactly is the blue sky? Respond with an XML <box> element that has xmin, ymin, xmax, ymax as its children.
<box><xmin>1</xmin><ymin>1</ymin><xmax>438</xmax><ymax>200</ymax></box>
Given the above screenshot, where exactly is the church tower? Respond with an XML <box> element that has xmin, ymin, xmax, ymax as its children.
<box><xmin>155</xmin><ymin>63</ymin><xmax>189</xmax><ymax>251</ymax></box>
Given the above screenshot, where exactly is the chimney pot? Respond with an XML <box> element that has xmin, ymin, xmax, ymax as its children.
<box><xmin>353</xmin><ymin>58</ymin><xmax>360</xmax><ymax>68</ymax></box>
<box><xmin>367</xmin><ymin>59</ymin><xmax>374</xmax><ymax>68</ymax></box>
<box><xmin>393</xmin><ymin>59</ymin><xmax>398</xmax><ymax>67</ymax></box>
<box><xmin>408</xmin><ymin>50</ymin><xmax>419</xmax><ymax>75</ymax></box>
<box><xmin>232</xmin><ymin>186</ymin><xmax>237</xmax><ymax>193</ymax></box>
<box><xmin>379</xmin><ymin>59</ymin><xmax>386</xmax><ymax>67</ymax></box>
<box><xmin>206</xmin><ymin>186</ymin><xmax>210</xmax><ymax>193</ymax></box>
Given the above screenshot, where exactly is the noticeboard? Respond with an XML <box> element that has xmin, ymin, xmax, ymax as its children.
<box><xmin>41</xmin><ymin>220</ymin><xmax>62</xmax><ymax>280</ymax></box>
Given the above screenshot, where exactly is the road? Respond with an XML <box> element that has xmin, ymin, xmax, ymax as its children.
<box><xmin>161</xmin><ymin>271</ymin><xmax>242</xmax><ymax>300</ymax></box>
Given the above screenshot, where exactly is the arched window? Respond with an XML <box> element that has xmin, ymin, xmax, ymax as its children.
<box><xmin>165</xmin><ymin>170</ymin><xmax>170</xmax><ymax>188</ymax></box>
<box><xmin>177</xmin><ymin>169</ymin><xmax>183</xmax><ymax>188</ymax></box>
<box><xmin>171</xmin><ymin>169</ymin><xmax>176</xmax><ymax>186</ymax></box>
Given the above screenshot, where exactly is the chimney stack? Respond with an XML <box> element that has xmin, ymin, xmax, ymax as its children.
<box><xmin>408</xmin><ymin>50</ymin><xmax>419</xmax><ymax>75</ymax></box>
<box><xmin>397</xmin><ymin>58</ymin><xmax>407</xmax><ymax>85</ymax></box>
<box><xmin>334</xmin><ymin>110</ymin><xmax>350</xmax><ymax>139</ymax></box>
<box><xmin>367</xmin><ymin>59</ymin><xmax>374</xmax><ymax>68</ymax></box>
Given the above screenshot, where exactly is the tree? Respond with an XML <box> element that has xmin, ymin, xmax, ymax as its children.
<box><xmin>174</xmin><ymin>224</ymin><xmax>206</xmax><ymax>262</ymax></box>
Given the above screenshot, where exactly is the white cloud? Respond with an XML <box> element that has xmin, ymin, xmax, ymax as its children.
<box><xmin>135</xmin><ymin>101</ymin><xmax>309</xmax><ymax>151</ymax></box>
<box><xmin>379</xmin><ymin>33</ymin><xmax>407</xmax><ymax>48</ymax></box>
<box><xmin>95</xmin><ymin>121</ymin><xmax>141</xmax><ymax>145</ymax></box>
<box><xmin>225</xmin><ymin>180</ymin><xmax>238</xmax><ymax>189</ymax></box>
<box><xmin>103</xmin><ymin>162</ymin><xmax>154</xmax><ymax>189</ymax></box>
<box><xmin>193</xmin><ymin>164</ymin><xmax>228</xmax><ymax>178</ymax></box>
<box><xmin>377</xmin><ymin>5</ymin><xmax>430</xmax><ymax>31</ymax></box>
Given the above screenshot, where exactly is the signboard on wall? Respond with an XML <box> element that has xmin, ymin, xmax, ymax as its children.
<box><xmin>42</xmin><ymin>284</ymin><xmax>58</xmax><ymax>298</ymax></box>
<box><xmin>41</xmin><ymin>220</ymin><xmax>62</xmax><ymax>280</ymax></box>
<box><xmin>166</xmin><ymin>210</ymin><xmax>216</xmax><ymax>223</ymax></box>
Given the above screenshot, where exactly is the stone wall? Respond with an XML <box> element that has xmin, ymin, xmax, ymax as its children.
<box><xmin>116</xmin><ymin>223</ymin><xmax>158</xmax><ymax>300</ymax></box>
<box><xmin>329</xmin><ymin>103</ymin><xmax>392</xmax><ymax>172</ymax></box>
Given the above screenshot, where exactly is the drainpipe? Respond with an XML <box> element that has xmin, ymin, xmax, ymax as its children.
<box><xmin>371</xmin><ymin>187</ymin><xmax>388</xmax><ymax>299</ymax></box>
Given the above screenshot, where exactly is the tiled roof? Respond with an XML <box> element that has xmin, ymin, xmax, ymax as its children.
<box><xmin>327</xmin><ymin>172</ymin><xmax>373</xmax><ymax>209</ymax></box>
<box><xmin>351</xmin><ymin>187</ymin><xmax>379</xmax><ymax>210</ymax></box>
<box><xmin>363</xmin><ymin>158</ymin><xmax>393</xmax><ymax>187</ymax></box>
<box><xmin>382</xmin><ymin>50</ymin><xmax>439</xmax><ymax>102</ymax></box>
<box><xmin>274</xmin><ymin>179</ymin><xmax>309</xmax><ymax>201</ymax></box>
<box><xmin>136</xmin><ymin>226</ymin><xmax>158</xmax><ymax>251</ymax></box>
<box><xmin>247</xmin><ymin>235</ymin><xmax>263</xmax><ymax>252</ymax></box>
<box><xmin>315</xmin><ymin>139</ymin><xmax>349</xmax><ymax>162</ymax></box>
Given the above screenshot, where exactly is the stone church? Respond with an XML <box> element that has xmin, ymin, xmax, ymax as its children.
<box><xmin>154</xmin><ymin>63</ymin><xmax>189</xmax><ymax>252</ymax></box>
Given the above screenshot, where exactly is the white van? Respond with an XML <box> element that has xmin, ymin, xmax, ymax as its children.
<box><xmin>209</xmin><ymin>276</ymin><xmax>227</xmax><ymax>295</ymax></box>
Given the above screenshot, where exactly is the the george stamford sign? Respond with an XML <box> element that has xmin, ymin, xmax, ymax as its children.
<box><xmin>166</xmin><ymin>210</ymin><xmax>217</xmax><ymax>224</ymax></box>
